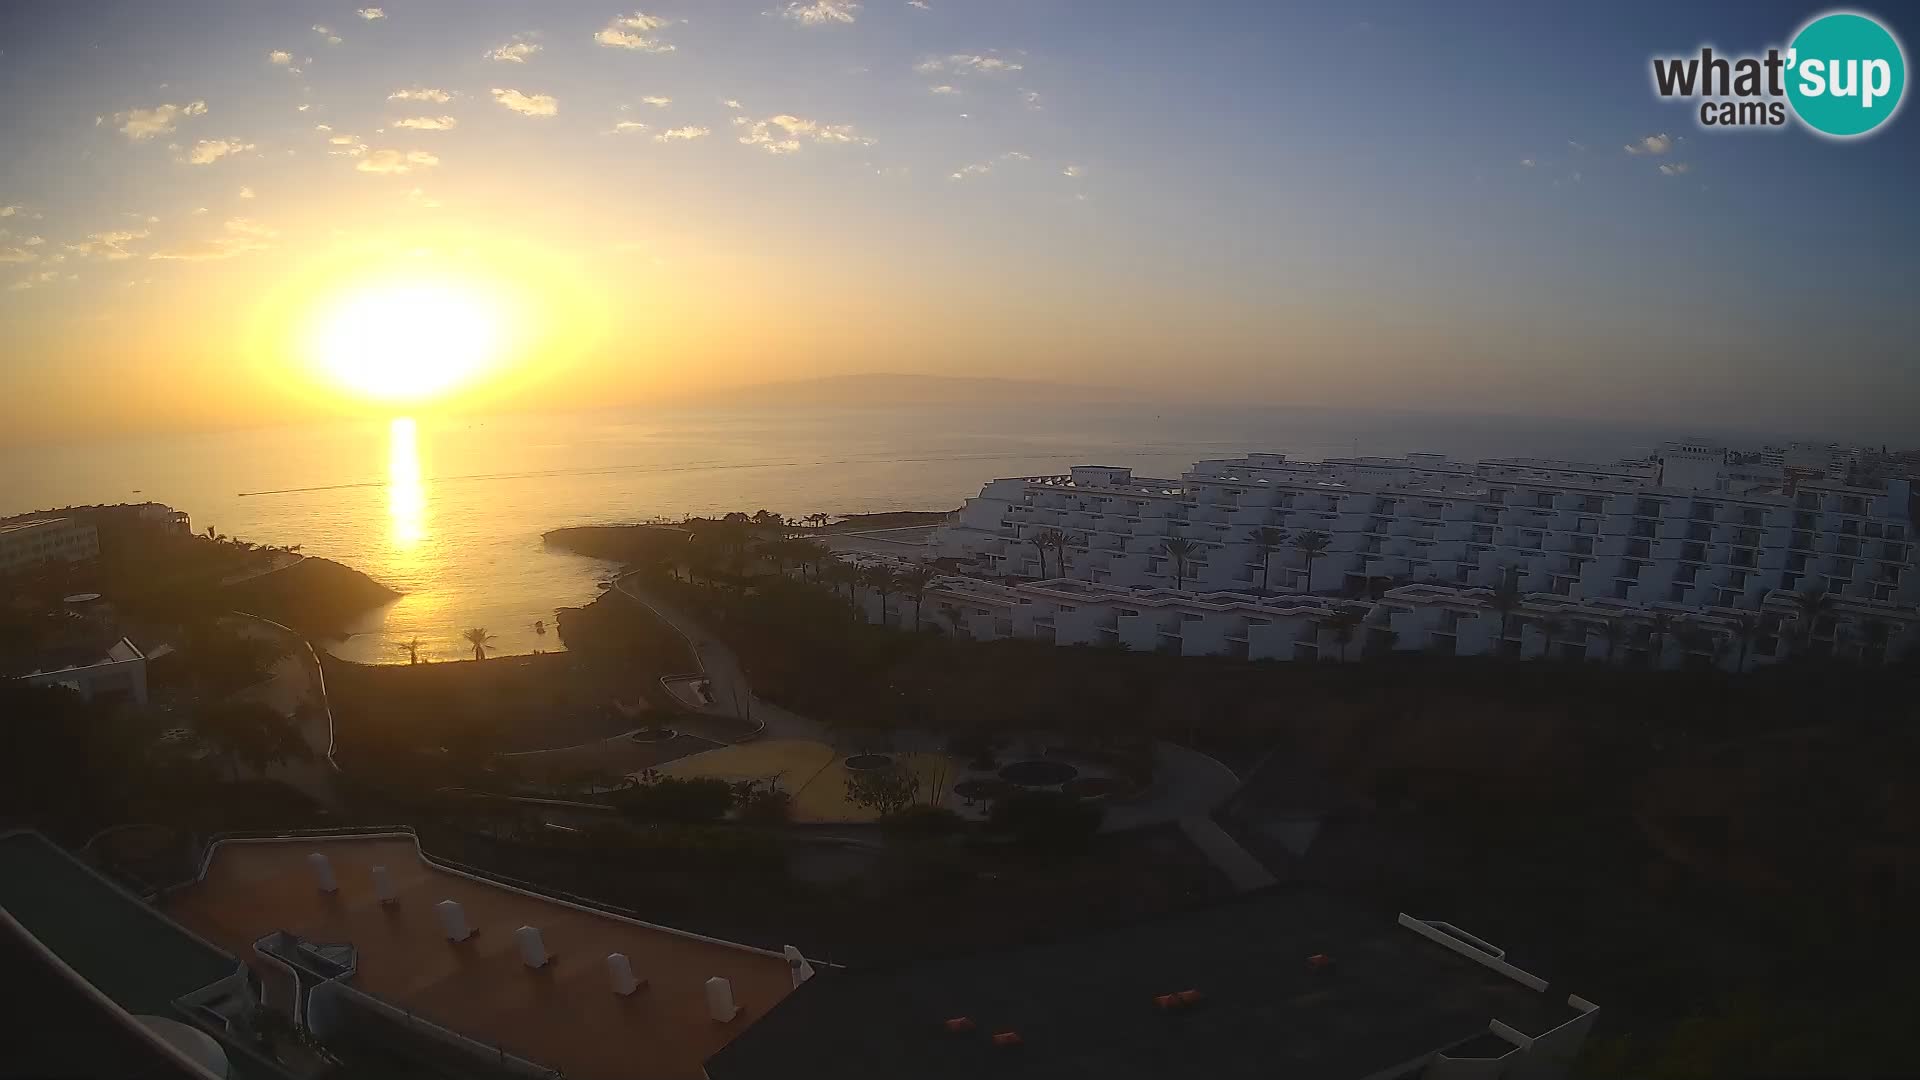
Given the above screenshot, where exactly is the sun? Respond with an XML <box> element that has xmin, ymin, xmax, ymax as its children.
<box><xmin>308</xmin><ymin>280</ymin><xmax>506</xmax><ymax>402</ymax></box>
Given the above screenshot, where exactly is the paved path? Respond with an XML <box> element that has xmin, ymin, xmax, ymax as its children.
<box><xmin>230</xmin><ymin>615</ymin><xmax>338</xmax><ymax>807</ymax></box>
<box><xmin>1178</xmin><ymin>816</ymin><xmax>1279</xmax><ymax>892</ymax></box>
<box><xmin>1101</xmin><ymin>741</ymin><xmax>1243</xmax><ymax>832</ymax></box>
<box><xmin>613</xmin><ymin>574</ymin><xmax>830</xmax><ymax>744</ymax></box>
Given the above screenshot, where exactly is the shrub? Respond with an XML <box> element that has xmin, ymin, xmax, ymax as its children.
<box><xmin>882</xmin><ymin>805</ymin><xmax>964</xmax><ymax>834</ymax></box>
<box><xmin>988</xmin><ymin>790</ymin><xmax>1104</xmax><ymax>853</ymax></box>
<box><xmin>612</xmin><ymin>774</ymin><xmax>735</xmax><ymax>823</ymax></box>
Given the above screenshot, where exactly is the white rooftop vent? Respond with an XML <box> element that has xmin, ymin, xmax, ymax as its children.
<box><xmin>606</xmin><ymin>952</ymin><xmax>644</xmax><ymax>995</ymax></box>
<box><xmin>307</xmin><ymin>853</ymin><xmax>337</xmax><ymax>894</ymax></box>
<box><xmin>436</xmin><ymin>899</ymin><xmax>473</xmax><ymax>942</ymax></box>
<box><xmin>515</xmin><ymin>925</ymin><xmax>549</xmax><ymax>968</ymax></box>
<box><xmin>371</xmin><ymin>865</ymin><xmax>397</xmax><ymax>904</ymax></box>
<box><xmin>783</xmin><ymin>945</ymin><xmax>816</xmax><ymax>987</ymax></box>
<box><xmin>706</xmin><ymin>976</ymin><xmax>741</xmax><ymax>1022</ymax></box>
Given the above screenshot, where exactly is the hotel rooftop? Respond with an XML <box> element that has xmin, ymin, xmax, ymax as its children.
<box><xmin>165</xmin><ymin>834</ymin><xmax>800</xmax><ymax>1080</ymax></box>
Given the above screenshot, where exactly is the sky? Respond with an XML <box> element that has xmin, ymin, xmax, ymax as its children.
<box><xmin>1</xmin><ymin>0</ymin><xmax>1916</xmax><ymax>446</ymax></box>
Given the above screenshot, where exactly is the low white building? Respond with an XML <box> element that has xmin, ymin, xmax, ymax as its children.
<box><xmin>15</xmin><ymin>636</ymin><xmax>150</xmax><ymax>705</ymax></box>
<box><xmin>0</xmin><ymin>516</ymin><xmax>99</xmax><ymax>574</ymax></box>
<box><xmin>887</xmin><ymin>577</ymin><xmax>1920</xmax><ymax>669</ymax></box>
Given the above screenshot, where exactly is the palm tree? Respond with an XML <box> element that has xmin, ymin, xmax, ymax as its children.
<box><xmin>899</xmin><ymin>567</ymin><xmax>935</xmax><ymax>630</ymax></box>
<box><xmin>1324</xmin><ymin>608</ymin><xmax>1364</xmax><ymax>661</ymax></box>
<box><xmin>462</xmin><ymin>627</ymin><xmax>495</xmax><ymax>662</ymax></box>
<box><xmin>1027</xmin><ymin>530</ymin><xmax>1053</xmax><ymax>578</ymax></box>
<box><xmin>1158</xmin><ymin>537</ymin><xmax>1199</xmax><ymax>591</ymax></box>
<box><xmin>1789</xmin><ymin>587</ymin><xmax>1835</xmax><ymax>653</ymax></box>
<box><xmin>1646</xmin><ymin>612</ymin><xmax>1678</xmax><ymax>667</ymax></box>
<box><xmin>1599</xmin><ymin>617</ymin><xmax>1629</xmax><ymax>666</ymax></box>
<box><xmin>1536</xmin><ymin>616</ymin><xmax>1573</xmax><ymax>661</ymax></box>
<box><xmin>1724</xmin><ymin>610</ymin><xmax>1764</xmax><ymax>673</ymax></box>
<box><xmin>1486</xmin><ymin>566</ymin><xmax>1525</xmax><ymax>655</ymax></box>
<box><xmin>1051</xmin><ymin>530</ymin><xmax>1080</xmax><ymax>580</ymax></box>
<box><xmin>1246</xmin><ymin>525</ymin><xmax>1291</xmax><ymax>594</ymax></box>
<box><xmin>1289</xmin><ymin>530</ymin><xmax>1331</xmax><ymax>592</ymax></box>
<box><xmin>394</xmin><ymin>637</ymin><xmax>423</xmax><ymax>665</ymax></box>
<box><xmin>866</xmin><ymin>566</ymin><xmax>899</xmax><ymax>626</ymax></box>
<box><xmin>939</xmin><ymin>602</ymin><xmax>968</xmax><ymax>638</ymax></box>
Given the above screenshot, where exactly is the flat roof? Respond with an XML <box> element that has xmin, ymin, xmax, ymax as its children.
<box><xmin>0</xmin><ymin>516</ymin><xmax>73</xmax><ymax>535</ymax></box>
<box><xmin>706</xmin><ymin>888</ymin><xmax>1576</xmax><ymax>1080</ymax></box>
<box><xmin>0</xmin><ymin>831</ymin><xmax>242</xmax><ymax>1020</ymax></box>
<box><xmin>166</xmin><ymin>835</ymin><xmax>797</xmax><ymax>1080</ymax></box>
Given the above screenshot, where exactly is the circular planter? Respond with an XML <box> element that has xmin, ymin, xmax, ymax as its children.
<box><xmin>628</xmin><ymin>727</ymin><xmax>678</xmax><ymax>743</ymax></box>
<box><xmin>953</xmin><ymin>778</ymin><xmax>1014</xmax><ymax>802</ymax></box>
<box><xmin>844</xmin><ymin>753</ymin><xmax>894</xmax><ymax>772</ymax></box>
<box><xmin>1062</xmin><ymin>776</ymin><xmax>1134</xmax><ymax>800</ymax></box>
<box><xmin>998</xmin><ymin>760</ymin><xmax>1079</xmax><ymax>787</ymax></box>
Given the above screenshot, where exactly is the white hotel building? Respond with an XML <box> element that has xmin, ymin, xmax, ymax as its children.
<box><xmin>920</xmin><ymin>443</ymin><xmax>1920</xmax><ymax>667</ymax></box>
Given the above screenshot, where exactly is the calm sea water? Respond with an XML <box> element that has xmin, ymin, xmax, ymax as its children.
<box><xmin>1</xmin><ymin>404</ymin><xmax>1755</xmax><ymax>663</ymax></box>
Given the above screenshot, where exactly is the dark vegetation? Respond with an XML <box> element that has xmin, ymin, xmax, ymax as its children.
<box><xmin>542</xmin><ymin>520</ymin><xmax>1920</xmax><ymax>1077</ymax></box>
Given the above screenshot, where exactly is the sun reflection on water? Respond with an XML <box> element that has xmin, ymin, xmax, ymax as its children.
<box><xmin>387</xmin><ymin>416</ymin><xmax>427</xmax><ymax>549</ymax></box>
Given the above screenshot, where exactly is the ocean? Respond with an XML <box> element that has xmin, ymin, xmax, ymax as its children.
<box><xmin>1</xmin><ymin>403</ymin><xmax>1749</xmax><ymax>663</ymax></box>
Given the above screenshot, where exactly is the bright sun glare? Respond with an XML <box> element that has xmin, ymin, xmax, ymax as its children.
<box><xmin>310</xmin><ymin>281</ymin><xmax>505</xmax><ymax>402</ymax></box>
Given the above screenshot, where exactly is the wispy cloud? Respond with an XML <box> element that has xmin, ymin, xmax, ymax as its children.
<box><xmin>177</xmin><ymin>138</ymin><xmax>255</xmax><ymax>165</ymax></box>
<box><xmin>105</xmin><ymin>100</ymin><xmax>207</xmax><ymax>141</ymax></box>
<box><xmin>268</xmin><ymin>50</ymin><xmax>293</xmax><ymax>66</ymax></box>
<box><xmin>595</xmin><ymin>12</ymin><xmax>677</xmax><ymax>52</ymax></box>
<box><xmin>950</xmin><ymin>162</ymin><xmax>991</xmax><ymax>180</ymax></box>
<box><xmin>1020</xmin><ymin>88</ymin><xmax>1042</xmax><ymax>111</ymax></box>
<box><xmin>312</xmin><ymin>24</ymin><xmax>342</xmax><ymax>45</ymax></box>
<box><xmin>389</xmin><ymin>87</ymin><xmax>452</xmax><ymax>103</ymax></box>
<box><xmin>1062</xmin><ymin>165</ymin><xmax>1085</xmax><ymax>178</ymax></box>
<box><xmin>916</xmin><ymin>53</ymin><xmax>1024</xmax><ymax>76</ymax></box>
<box><xmin>487</xmin><ymin>38</ymin><xmax>542</xmax><ymax>63</ymax></box>
<box><xmin>149</xmin><ymin>217</ymin><xmax>277</xmax><ymax>262</ymax></box>
<box><xmin>606</xmin><ymin>120</ymin><xmax>651</xmax><ymax>135</ymax></box>
<box><xmin>1624</xmin><ymin>133</ymin><xmax>1673</xmax><ymax>155</ymax></box>
<box><xmin>1519</xmin><ymin>158</ymin><xmax>1536</xmax><ymax>168</ymax></box>
<box><xmin>734</xmin><ymin>113</ymin><xmax>874</xmax><ymax>153</ymax></box>
<box><xmin>778</xmin><ymin>1</ymin><xmax>859</xmax><ymax>26</ymax></box>
<box><xmin>655</xmin><ymin>125</ymin><xmax>709</xmax><ymax>142</ymax></box>
<box><xmin>356</xmin><ymin>7</ymin><xmax>385</xmax><ymax>19</ymax></box>
<box><xmin>1658</xmin><ymin>162</ymin><xmax>1692</xmax><ymax>176</ymax></box>
<box><xmin>908</xmin><ymin>0</ymin><xmax>930</xmax><ymax>9</ymax></box>
<box><xmin>492</xmin><ymin>88</ymin><xmax>558</xmax><ymax>117</ymax></box>
<box><xmin>640</xmin><ymin>95</ymin><xmax>672</xmax><ymax>107</ymax></box>
<box><xmin>0</xmin><ymin>205</ymin><xmax>20</xmax><ymax>217</ymax></box>
<box><xmin>394</xmin><ymin>115</ymin><xmax>458</xmax><ymax>131</ymax></box>
<box><xmin>0</xmin><ymin>246</ymin><xmax>38</xmax><ymax>264</ymax></box>
<box><xmin>238</xmin><ymin>186</ymin><xmax>256</xmax><ymax>199</ymax></box>
<box><xmin>67</xmin><ymin>229</ymin><xmax>148</xmax><ymax>260</ymax></box>
<box><xmin>929</xmin><ymin>84</ymin><xmax>959</xmax><ymax>95</ymax></box>
<box><xmin>356</xmin><ymin>149</ymin><xmax>439</xmax><ymax>174</ymax></box>
<box><xmin>9</xmin><ymin>270</ymin><xmax>63</xmax><ymax>291</ymax></box>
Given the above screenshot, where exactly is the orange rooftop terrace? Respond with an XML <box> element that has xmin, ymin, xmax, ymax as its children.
<box><xmin>167</xmin><ymin>834</ymin><xmax>800</xmax><ymax>1080</ymax></box>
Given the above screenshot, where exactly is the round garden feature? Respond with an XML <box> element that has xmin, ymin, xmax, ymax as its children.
<box><xmin>998</xmin><ymin>760</ymin><xmax>1079</xmax><ymax>787</ymax></box>
<box><xmin>628</xmin><ymin>727</ymin><xmax>678</xmax><ymax>743</ymax></box>
<box><xmin>844</xmin><ymin>753</ymin><xmax>895</xmax><ymax>772</ymax></box>
<box><xmin>1062</xmin><ymin>776</ymin><xmax>1134</xmax><ymax>800</ymax></box>
<box><xmin>953</xmin><ymin>778</ymin><xmax>1014</xmax><ymax>802</ymax></box>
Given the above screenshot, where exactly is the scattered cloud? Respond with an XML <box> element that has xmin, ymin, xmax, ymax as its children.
<box><xmin>640</xmin><ymin>95</ymin><xmax>672</xmax><ymax>107</ymax></box>
<box><xmin>406</xmin><ymin>187</ymin><xmax>441</xmax><ymax>208</ymax></box>
<box><xmin>24</xmin><ymin>235</ymin><xmax>45</xmax><ymax>245</ymax></box>
<box><xmin>916</xmin><ymin>53</ymin><xmax>1023</xmax><ymax>76</ymax></box>
<box><xmin>327</xmin><ymin>135</ymin><xmax>369</xmax><ymax>157</ymax></box>
<box><xmin>9</xmin><ymin>270</ymin><xmax>62</xmax><ymax>291</ymax></box>
<box><xmin>1624</xmin><ymin>133</ymin><xmax>1673</xmax><ymax>155</ymax></box>
<box><xmin>356</xmin><ymin>149</ymin><xmax>439</xmax><ymax>174</ymax></box>
<box><xmin>389</xmin><ymin>87</ymin><xmax>452</xmax><ymax>103</ymax></box>
<box><xmin>735</xmin><ymin>113</ymin><xmax>874</xmax><ymax>153</ymax></box>
<box><xmin>606</xmin><ymin>120</ymin><xmax>650</xmax><ymax>135</ymax></box>
<box><xmin>149</xmin><ymin>217</ymin><xmax>277</xmax><ymax>262</ymax></box>
<box><xmin>929</xmin><ymin>84</ymin><xmax>958</xmax><ymax>95</ymax></box>
<box><xmin>1519</xmin><ymin>158</ymin><xmax>1536</xmax><ymax>168</ymax></box>
<box><xmin>1020</xmin><ymin>88</ymin><xmax>1042</xmax><ymax>110</ymax></box>
<box><xmin>0</xmin><ymin>246</ymin><xmax>37</xmax><ymax>264</ymax></box>
<box><xmin>268</xmin><ymin>50</ymin><xmax>293</xmax><ymax>66</ymax></box>
<box><xmin>1567</xmin><ymin>139</ymin><xmax>1586</xmax><ymax>152</ymax></box>
<box><xmin>0</xmin><ymin>205</ymin><xmax>19</xmax><ymax>217</ymax></box>
<box><xmin>492</xmin><ymin>88</ymin><xmax>558</xmax><ymax>117</ymax></box>
<box><xmin>357</xmin><ymin>7</ymin><xmax>385</xmax><ymax>19</ymax></box>
<box><xmin>722</xmin><ymin>99</ymin><xmax>744</xmax><ymax>110</ymax></box>
<box><xmin>488</xmin><ymin>39</ymin><xmax>542</xmax><ymax>63</ymax></box>
<box><xmin>191</xmin><ymin>207</ymin><xmax>210</xmax><ymax>215</ymax></box>
<box><xmin>178</xmin><ymin>138</ymin><xmax>255</xmax><ymax>165</ymax></box>
<box><xmin>1062</xmin><ymin>164</ymin><xmax>1084</xmax><ymax>178</ymax></box>
<box><xmin>778</xmin><ymin>1</ymin><xmax>859</xmax><ymax>26</ymax></box>
<box><xmin>107</xmin><ymin>100</ymin><xmax>207</xmax><ymax>141</ymax></box>
<box><xmin>238</xmin><ymin>186</ymin><xmax>256</xmax><ymax>199</ymax></box>
<box><xmin>1659</xmin><ymin>162</ymin><xmax>1692</xmax><ymax>176</ymax></box>
<box><xmin>595</xmin><ymin>12</ymin><xmax>677</xmax><ymax>52</ymax></box>
<box><xmin>949</xmin><ymin>162</ymin><xmax>991</xmax><ymax>180</ymax></box>
<box><xmin>1000</xmin><ymin>150</ymin><xmax>1030</xmax><ymax>161</ymax></box>
<box><xmin>312</xmin><ymin>24</ymin><xmax>342</xmax><ymax>45</ymax></box>
<box><xmin>394</xmin><ymin>115</ymin><xmax>458</xmax><ymax>131</ymax></box>
<box><xmin>67</xmin><ymin>229</ymin><xmax>148</xmax><ymax>260</ymax></box>
<box><xmin>655</xmin><ymin>125</ymin><xmax>709</xmax><ymax>142</ymax></box>
<box><xmin>908</xmin><ymin>0</ymin><xmax>930</xmax><ymax>9</ymax></box>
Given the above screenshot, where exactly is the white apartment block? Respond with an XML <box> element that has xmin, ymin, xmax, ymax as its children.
<box><xmin>923</xmin><ymin>443</ymin><xmax>1918</xmax><ymax>666</ymax></box>
<box><xmin>0</xmin><ymin>516</ymin><xmax>100</xmax><ymax>574</ymax></box>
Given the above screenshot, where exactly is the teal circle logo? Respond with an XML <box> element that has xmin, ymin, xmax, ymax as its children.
<box><xmin>1786</xmin><ymin>12</ymin><xmax>1906</xmax><ymax>137</ymax></box>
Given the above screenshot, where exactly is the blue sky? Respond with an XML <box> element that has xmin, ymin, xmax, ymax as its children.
<box><xmin>0</xmin><ymin>1</ymin><xmax>1915</xmax><ymax>444</ymax></box>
